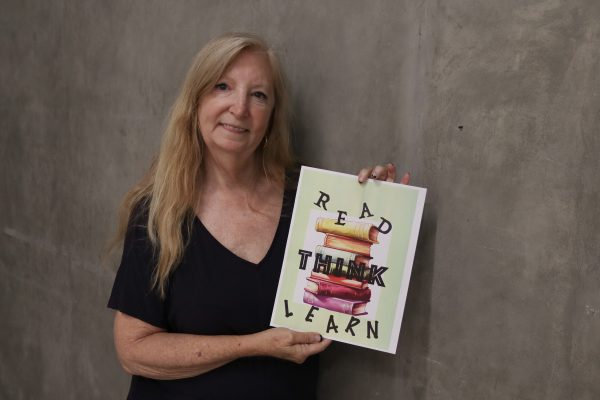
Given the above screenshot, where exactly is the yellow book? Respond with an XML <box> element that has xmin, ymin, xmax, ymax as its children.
<box><xmin>315</xmin><ymin>217</ymin><xmax>379</xmax><ymax>243</ymax></box>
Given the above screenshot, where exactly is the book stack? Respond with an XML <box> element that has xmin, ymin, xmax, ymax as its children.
<box><xmin>303</xmin><ymin>217</ymin><xmax>379</xmax><ymax>316</ymax></box>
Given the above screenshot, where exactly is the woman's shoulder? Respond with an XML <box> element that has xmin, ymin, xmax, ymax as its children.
<box><xmin>126</xmin><ymin>199</ymin><xmax>150</xmax><ymax>234</ymax></box>
<box><xmin>281</xmin><ymin>166</ymin><xmax>301</xmax><ymax>217</ymax></box>
<box><xmin>118</xmin><ymin>198</ymin><xmax>155</xmax><ymax>258</ymax></box>
<box><xmin>284</xmin><ymin>165</ymin><xmax>301</xmax><ymax>190</ymax></box>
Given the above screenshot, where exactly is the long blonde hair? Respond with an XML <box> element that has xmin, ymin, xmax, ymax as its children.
<box><xmin>114</xmin><ymin>33</ymin><xmax>294</xmax><ymax>297</ymax></box>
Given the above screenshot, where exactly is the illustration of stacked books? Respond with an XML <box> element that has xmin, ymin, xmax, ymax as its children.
<box><xmin>303</xmin><ymin>217</ymin><xmax>379</xmax><ymax>316</ymax></box>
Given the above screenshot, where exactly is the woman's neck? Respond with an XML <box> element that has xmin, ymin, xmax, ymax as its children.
<box><xmin>197</xmin><ymin>152</ymin><xmax>284</xmax><ymax>216</ymax></box>
<box><xmin>200</xmin><ymin>152</ymin><xmax>267</xmax><ymax>193</ymax></box>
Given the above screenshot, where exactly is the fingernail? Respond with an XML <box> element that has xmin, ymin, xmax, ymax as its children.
<box><xmin>319</xmin><ymin>334</ymin><xmax>323</xmax><ymax>342</ymax></box>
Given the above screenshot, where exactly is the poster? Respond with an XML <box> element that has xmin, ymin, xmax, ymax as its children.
<box><xmin>270</xmin><ymin>166</ymin><xmax>426</xmax><ymax>353</ymax></box>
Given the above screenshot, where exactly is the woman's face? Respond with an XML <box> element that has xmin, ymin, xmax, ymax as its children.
<box><xmin>197</xmin><ymin>50</ymin><xmax>274</xmax><ymax>161</ymax></box>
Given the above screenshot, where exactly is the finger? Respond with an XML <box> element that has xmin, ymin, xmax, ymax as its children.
<box><xmin>371</xmin><ymin>165</ymin><xmax>386</xmax><ymax>180</ymax></box>
<box><xmin>400</xmin><ymin>172</ymin><xmax>410</xmax><ymax>185</ymax></box>
<box><xmin>357</xmin><ymin>168</ymin><xmax>373</xmax><ymax>183</ymax></box>
<box><xmin>386</xmin><ymin>163</ymin><xmax>397</xmax><ymax>182</ymax></box>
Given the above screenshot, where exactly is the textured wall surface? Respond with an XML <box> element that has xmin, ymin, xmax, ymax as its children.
<box><xmin>1</xmin><ymin>1</ymin><xmax>599</xmax><ymax>399</ymax></box>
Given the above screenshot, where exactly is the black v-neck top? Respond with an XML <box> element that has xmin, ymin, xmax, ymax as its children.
<box><xmin>108</xmin><ymin>182</ymin><xmax>319</xmax><ymax>400</ymax></box>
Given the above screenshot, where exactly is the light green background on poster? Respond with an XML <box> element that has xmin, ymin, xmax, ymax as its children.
<box><xmin>272</xmin><ymin>167</ymin><xmax>422</xmax><ymax>352</ymax></box>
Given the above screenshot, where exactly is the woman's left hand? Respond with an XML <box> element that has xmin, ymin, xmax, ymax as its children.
<box><xmin>357</xmin><ymin>163</ymin><xmax>410</xmax><ymax>184</ymax></box>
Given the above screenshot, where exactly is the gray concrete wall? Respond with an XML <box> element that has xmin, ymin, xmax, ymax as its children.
<box><xmin>1</xmin><ymin>1</ymin><xmax>599</xmax><ymax>399</ymax></box>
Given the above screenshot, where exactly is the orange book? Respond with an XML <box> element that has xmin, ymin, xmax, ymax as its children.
<box><xmin>315</xmin><ymin>245</ymin><xmax>371</xmax><ymax>267</ymax></box>
<box><xmin>324</xmin><ymin>234</ymin><xmax>372</xmax><ymax>256</ymax></box>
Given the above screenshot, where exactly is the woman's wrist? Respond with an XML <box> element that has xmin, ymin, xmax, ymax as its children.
<box><xmin>240</xmin><ymin>331</ymin><xmax>269</xmax><ymax>358</ymax></box>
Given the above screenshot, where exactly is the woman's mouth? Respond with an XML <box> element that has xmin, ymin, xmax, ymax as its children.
<box><xmin>220</xmin><ymin>122</ymin><xmax>248</xmax><ymax>133</ymax></box>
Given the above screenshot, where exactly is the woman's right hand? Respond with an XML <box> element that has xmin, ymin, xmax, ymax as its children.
<box><xmin>253</xmin><ymin>328</ymin><xmax>332</xmax><ymax>364</ymax></box>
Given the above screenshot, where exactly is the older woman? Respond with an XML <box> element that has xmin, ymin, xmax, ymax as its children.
<box><xmin>108</xmin><ymin>33</ymin><xmax>402</xmax><ymax>399</ymax></box>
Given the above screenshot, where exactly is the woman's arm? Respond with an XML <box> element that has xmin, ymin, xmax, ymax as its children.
<box><xmin>113</xmin><ymin>311</ymin><xmax>331</xmax><ymax>380</ymax></box>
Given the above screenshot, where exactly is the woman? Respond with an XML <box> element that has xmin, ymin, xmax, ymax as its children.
<box><xmin>108</xmin><ymin>32</ymin><xmax>403</xmax><ymax>399</ymax></box>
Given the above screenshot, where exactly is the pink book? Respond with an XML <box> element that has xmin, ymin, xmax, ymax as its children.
<box><xmin>303</xmin><ymin>290</ymin><xmax>368</xmax><ymax>316</ymax></box>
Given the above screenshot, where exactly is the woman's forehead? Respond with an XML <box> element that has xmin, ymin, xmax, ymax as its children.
<box><xmin>220</xmin><ymin>50</ymin><xmax>274</xmax><ymax>87</ymax></box>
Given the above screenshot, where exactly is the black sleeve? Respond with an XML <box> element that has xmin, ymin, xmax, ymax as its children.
<box><xmin>107</xmin><ymin>211</ymin><xmax>168</xmax><ymax>329</ymax></box>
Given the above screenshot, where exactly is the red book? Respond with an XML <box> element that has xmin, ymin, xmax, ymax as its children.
<box><xmin>305</xmin><ymin>277</ymin><xmax>371</xmax><ymax>301</ymax></box>
<box><xmin>303</xmin><ymin>291</ymin><xmax>368</xmax><ymax>315</ymax></box>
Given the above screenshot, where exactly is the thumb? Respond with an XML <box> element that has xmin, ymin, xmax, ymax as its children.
<box><xmin>293</xmin><ymin>331</ymin><xmax>322</xmax><ymax>344</ymax></box>
<box><xmin>400</xmin><ymin>172</ymin><xmax>410</xmax><ymax>185</ymax></box>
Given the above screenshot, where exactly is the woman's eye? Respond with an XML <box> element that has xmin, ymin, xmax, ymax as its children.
<box><xmin>253</xmin><ymin>91</ymin><xmax>268</xmax><ymax>101</ymax></box>
<box><xmin>214</xmin><ymin>82</ymin><xmax>229</xmax><ymax>91</ymax></box>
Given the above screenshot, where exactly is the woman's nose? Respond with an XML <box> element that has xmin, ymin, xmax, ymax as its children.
<box><xmin>229</xmin><ymin>91</ymin><xmax>249</xmax><ymax>118</ymax></box>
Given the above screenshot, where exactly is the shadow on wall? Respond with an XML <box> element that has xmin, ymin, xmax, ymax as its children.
<box><xmin>318</xmin><ymin>205</ymin><xmax>437</xmax><ymax>399</ymax></box>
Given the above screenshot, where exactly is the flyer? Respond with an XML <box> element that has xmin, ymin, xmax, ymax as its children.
<box><xmin>270</xmin><ymin>166</ymin><xmax>426</xmax><ymax>353</ymax></box>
